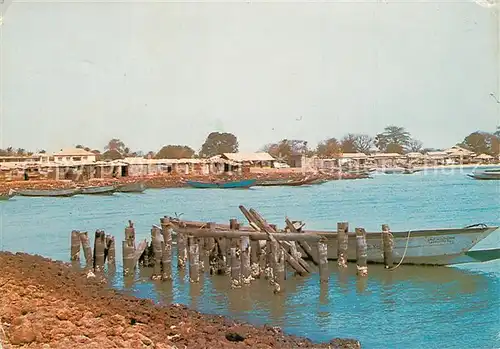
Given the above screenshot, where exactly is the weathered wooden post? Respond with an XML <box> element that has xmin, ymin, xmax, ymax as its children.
<box><xmin>79</xmin><ymin>231</ymin><xmax>93</xmax><ymax>268</ymax></box>
<box><xmin>188</xmin><ymin>236</ymin><xmax>200</xmax><ymax>282</ymax></box>
<box><xmin>264</xmin><ymin>239</ymin><xmax>273</xmax><ymax>280</ymax></box>
<box><xmin>93</xmin><ymin>230</ymin><xmax>106</xmax><ymax>272</ymax></box>
<box><xmin>250</xmin><ymin>238</ymin><xmax>262</xmax><ymax>278</ymax></box>
<box><xmin>337</xmin><ymin>222</ymin><xmax>349</xmax><ymax>268</ymax></box>
<box><xmin>230</xmin><ymin>238</ymin><xmax>242</xmax><ymax>288</ymax></box>
<box><xmin>227</xmin><ymin>219</ymin><xmax>238</xmax><ymax>274</ymax></box>
<box><xmin>106</xmin><ymin>235</ymin><xmax>116</xmax><ymax>266</ymax></box>
<box><xmin>271</xmin><ymin>240</ymin><xmax>285</xmax><ymax>293</ymax></box>
<box><xmin>151</xmin><ymin>225</ymin><xmax>163</xmax><ymax>280</ymax></box>
<box><xmin>382</xmin><ymin>224</ymin><xmax>394</xmax><ymax>269</ymax></box>
<box><xmin>355</xmin><ymin>228</ymin><xmax>368</xmax><ymax>276</ymax></box>
<box><xmin>160</xmin><ymin>217</ymin><xmax>172</xmax><ymax>280</ymax></box>
<box><xmin>197</xmin><ymin>237</ymin><xmax>205</xmax><ymax>272</ymax></box>
<box><xmin>318</xmin><ymin>237</ymin><xmax>329</xmax><ymax>284</ymax></box>
<box><xmin>177</xmin><ymin>223</ymin><xmax>187</xmax><ymax>269</ymax></box>
<box><xmin>122</xmin><ymin>241</ymin><xmax>135</xmax><ymax>276</ymax></box>
<box><xmin>125</xmin><ymin>220</ymin><xmax>136</xmax><ymax>249</ymax></box>
<box><xmin>70</xmin><ymin>230</ymin><xmax>80</xmax><ymax>261</ymax></box>
<box><xmin>241</xmin><ymin>236</ymin><xmax>252</xmax><ymax>284</ymax></box>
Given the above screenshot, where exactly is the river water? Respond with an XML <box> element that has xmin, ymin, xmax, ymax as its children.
<box><xmin>1</xmin><ymin>168</ymin><xmax>499</xmax><ymax>349</ymax></box>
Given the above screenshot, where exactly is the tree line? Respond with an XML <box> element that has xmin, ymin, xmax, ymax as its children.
<box><xmin>1</xmin><ymin>126</ymin><xmax>499</xmax><ymax>161</ymax></box>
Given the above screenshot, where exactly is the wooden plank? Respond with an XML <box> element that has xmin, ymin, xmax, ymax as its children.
<box><xmin>285</xmin><ymin>218</ymin><xmax>320</xmax><ymax>267</ymax></box>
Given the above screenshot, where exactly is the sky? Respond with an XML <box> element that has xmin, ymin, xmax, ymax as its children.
<box><xmin>0</xmin><ymin>0</ymin><xmax>499</xmax><ymax>154</ymax></box>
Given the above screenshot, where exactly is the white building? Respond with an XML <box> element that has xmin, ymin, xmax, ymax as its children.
<box><xmin>52</xmin><ymin>148</ymin><xmax>97</xmax><ymax>163</ymax></box>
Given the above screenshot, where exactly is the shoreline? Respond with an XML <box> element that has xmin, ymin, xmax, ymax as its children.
<box><xmin>0</xmin><ymin>251</ymin><xmax>361</xmax><ymax>349</ymax></box>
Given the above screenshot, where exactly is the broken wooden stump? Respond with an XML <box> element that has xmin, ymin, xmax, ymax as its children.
<box><xmin>240</xmin><ymin>236</ymin><xmax>252</xmax><ymax>284</ymax></box>
<box><xmin>318</xmin><ymin>237</ymin><xmax>329</xmax><ymax>284</ymax></box>
<box><xmin>122</xmin><ymin>241</ymin><xmax>135</xmax><ymax>276</ymax></box>
<box><xmin>93</xmin><ymin>230</ymin><xmax>106</xmax><ymax>272</ymax></box>
<box><xmin>70</xmin><ymin>230</ymin><xmax>80</xmax><ymax>261</ymax></box>
<box><xmin>230</xmin><ymin>239</ymin><xmax>242</xmax><ymax>288</ymax></box>
<box><xmin>177</xmin><ymin>224</ymin><xmax>187</xmax><ymax>269</ymax></box>
<box><xmin>337</xmin><ymin>222</ymin><xmax>349</xmax><ymax>268</ymax></box>
<box><xmin>79</xmin><ymin>231</ymin><xmax>93</xmax><ymax>269</ymax></box>
<box><xmin>125</xmin><ymin>220</ymin><xmax>136</xmax><ymax>249</ymax></box>
<box><xmin>160</xmin><ymin>217</ymin><xmax>173</xmax><ymax>280</ymax></box>
<box><xmin>105</xmin><ymin>235</ymin><xmax>116</xmax><ymax>266</ymax></box>
<box><xmin>355</xmin><ymin>228</ymin><xmax>368</xmax><ymax>277</ymax></box>
<box><xmin>382</xmin><ymin>224</ymin><xmax>394</xmax><ymax>269</ymax></box>
<box><xmin>151</xmin><ymin>225</ymin><xmax>163</xmax><ymax>280</ymax></box>
<box><xmin>250</xmin><ymin>238</ymin><xmax>262</xmax><ymax>278</ymax></box>
<box><xmin>285</xmin><ymin>218</ymin><xmax>320</xmax><ymax>266</ymax></box>
<box><xmin>271</xmin><ymin>240</ymin><xmax>285</xmax><ymax>294</ymax></box>
<box><xmin>188</xmin><ymin>236</ymin><xmax>200</xmax><ymax>283</ymax></box>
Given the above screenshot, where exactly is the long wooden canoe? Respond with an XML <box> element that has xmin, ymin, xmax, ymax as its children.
<box><xmin>169</xmin><ymin>219</ymin><xmax>499</xmax><ymax>265</ymax></box>
<box><xmin>116</xmin><ymin>182</ymin><xmax>146</xmax><ymax>193</ymax></box>
<box><xmin>80</xmin><ymin>185</ymin><xmax>116</xmax><ymax>195</ymax></box>
<box><xmin>0</xmin><ymin>191</ymin><xmax>15</xmax><ymax>201</ymax></box>
<box><xmin>185</xmin><ymin>179</ymin><xmax>256</xmax><ymax>189</ymax></box>
<box><xmin>16</xmin><ymin>188</ymin><xmax>82</xmax><ymax>197</ymax></box>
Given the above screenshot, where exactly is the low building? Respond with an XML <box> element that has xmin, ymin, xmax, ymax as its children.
<box><xmin>220</xmin><ymin>152</ymin><xmax>275</xmax><ymax>168</ymax></box>
<box><xmin>52</xmin><ymin>148</ymin><xmax>97</xmax><ymax>164</ymax></box>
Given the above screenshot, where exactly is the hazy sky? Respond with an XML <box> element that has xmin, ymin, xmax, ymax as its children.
<box><xmin>1</xmin><ymin>0</ymin><xmax>499</xmax><ymax>153</ymax></box>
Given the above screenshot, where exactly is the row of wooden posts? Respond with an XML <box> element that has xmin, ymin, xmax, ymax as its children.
<box><xmin>70</xmin><ymin>206</ymin><xmax>396</xmax><ymax>293</ymax></box>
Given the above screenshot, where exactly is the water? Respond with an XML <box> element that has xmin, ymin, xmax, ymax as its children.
<box><xmin>1</xmin><ymin>168</ymin><xmax>499</xmax><ymax>349</ymax></box>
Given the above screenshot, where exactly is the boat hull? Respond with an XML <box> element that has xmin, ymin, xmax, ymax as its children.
<box><xmin>0</xmin><ymin>194</ymin><xmax>14</xmax><ymax>201</ymax></box>
<box><xmin>80</xmin><ymin>185</ymin><xmax>116</xmax><ymax>195</ymax></box>
<box><xmin>467</xmin><ymin>172</ymin><xmax>500</xmax><ymax>180</ymax></box>
<box><xmin>186</xmin><ymin>179</ymin><xmax>256</xmax><ymax>189</ymax></box>
<box><xmin>307</xmin><ymin>227</ymin><xmax>498</xmax><ymax>265</ymax></box>
<box><xmin>116</xmin><ymin>182</ymin><xmax>146</xmax><ymax>193</ymax></box>
<box><xmin>16</xmin><ymin>188</ymin><xmax>81</xmax><ymax>197</ymax></box>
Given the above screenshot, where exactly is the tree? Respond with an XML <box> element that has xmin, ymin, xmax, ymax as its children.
<box><xmin>38</xmin><ymin>149</ymin><xmax>46</xmax><ymax>154</ymax></box>
<box><xmin>386</xmin><ymin>143</ymin><xmax>405</xmax><ymax>154</ymax></box>
<box><xmin>461</xmin><ymin>131</ymin><xmax>498</xmax><ymax>155</ymax></box>
<box><xmin>155</xmin><ymin>145</ymin><xmax>195</xmax><ymax>159</ymax></box>
<box><xmin>351</xmin><ymin>134</ymin><xmax>373</xmax><ymax>154</ymax></box>
<box><xmin>316</xmin><ymin>138</ymin><xmax>341</xmax><ymax>158</ymax></box>
<box><xmin>144</xmin><ymin>151</ymin><xmax>156</xmax><ymax>159</ymax></box>
<box><xmin>340</xmin><ymin>134</ymin><xmax>357</xmax><ymax>153</ymax></box>
<box><xmin>16</xmin><ymin>148</ymin><xmax>26</xmax><ymax>156</ymax></box>
<box><xmin>104</xmin><ymin>138</ymin><xmax>126</xmax><ymax>153</ymax></box>
<box><xmin>375</xmin><ymin>126</ymin><xmax>411</xmax><ymax>152</ymax></box>
<box><xmin>263</xmin><ymin>139</ymin><xmax>308</xmax><ymax>162</ymax></box>
<box><xmin>199</xmin><ymin>132</ymin><xmax>238</xmax><ymax>158</ymax></box>
<box><xmin>406</xmin><ymin>139</ymin><xmax>423</xmax><ymax>153</ymax></box>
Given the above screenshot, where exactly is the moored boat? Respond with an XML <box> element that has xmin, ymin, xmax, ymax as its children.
<box><xmin>16</xmin><ymin>188</ymin><xmax>82</xmax><ymax>197</ymax></box>
<box><xmin>80</xmin><ymin>185</ymin><xmax>116</xmax><ymax>195</ymax></box>
<box><xmin>467</xmin><ymin>168</ymin><xmax>500</xmax><ymax>180</ymax></box>
<box><xmin>185</xmin><ymin>179</ymin><xmax>256</xmax><ymax>189</ymax></box>
<box><xmin>116</xmin><ymin>182</ymin><xmax>146</xmax><ymax>193</ymax></box>
<box><xmin>170</xmin><ymin>219</ymin><xmax>499</xmax><ymax>266</ymax></box>
<box><xmin>0</xmin><ymin>189</ymin><xmax>16</xmax><ymax>201</ymax></box>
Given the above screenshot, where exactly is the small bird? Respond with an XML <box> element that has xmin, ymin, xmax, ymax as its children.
<box><xmin>296</xmin><ymin>116</ymin><xmax>303</xmax><ymax>121</ymax></box>
<box><xmin>490</xmin><ymin>93</ymin><xmax>500</xmax><ymax>104</ymax></box>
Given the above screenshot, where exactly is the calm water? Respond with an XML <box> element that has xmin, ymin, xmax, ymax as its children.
<box><xmin>1</xmin><ymin>168</ymin><xmax>499</xmax><ymax>349</ymax></box>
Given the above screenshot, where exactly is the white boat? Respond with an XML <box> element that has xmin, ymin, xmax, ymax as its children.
<box><xmin>467</xmin><ymin>168</ymin><xmax>500</xmax><ymax>180</ymax></box>
<box><xmin>80</xmin><ymin>185</ymin><xmax>116</xmax><ymax>195</ymax></box>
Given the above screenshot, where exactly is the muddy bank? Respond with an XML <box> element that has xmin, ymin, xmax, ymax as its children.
<box><xmin>0</xmin><ymin>252</ymin><xmax>361</xmax><ymax>349</ymax></box>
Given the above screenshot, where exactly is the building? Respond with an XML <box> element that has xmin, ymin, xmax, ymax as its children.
<box><xmin>52</xmin><ymin>148</ymin><xmax>97</xmax><ymax>163</ymax></box>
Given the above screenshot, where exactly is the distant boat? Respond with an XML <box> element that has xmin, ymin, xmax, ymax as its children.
<box><xmin>467</xmin><ymin>168</ymin><xmax>500</xmax><ymax>180</ymax></box>
<box><xmin>0</xmin><ymin>189</ymin><xmax>15</xmax><ymax>201</ymax></box>
<box><xmin>80</xmin><ymin>185</ymin><xmax>116</xmax><ymax>195</ymax></box>
<box><xmin>185</xmin><ymin>179</ymin><xmax>256</xmax><ymax>189</ymax></box>
<box><xmin>116</xmin><ymin>182</ymin><xmax>146</xmax><ymax>193</ymax></box>
<box><xmin>256</xmin><ymin>176</ymin><xmax>318</xmax><ymax>187</ymax></box>
<box><xmin>16</xmin><ymin>188</ymin><xmax>82</xmax><ymax>197</ymax></box>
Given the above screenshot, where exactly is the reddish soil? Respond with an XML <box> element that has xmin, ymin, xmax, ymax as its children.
<box><xmin>0</xmin><ymin>252</ymin><xmax>361</xmax><ymax>349</ymax></box>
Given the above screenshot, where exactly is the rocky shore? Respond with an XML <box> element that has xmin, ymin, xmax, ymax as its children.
<box><xmin>0</xmin><ymin>252</ymin><xmax>361</xmax><ymax>349</ymax></box>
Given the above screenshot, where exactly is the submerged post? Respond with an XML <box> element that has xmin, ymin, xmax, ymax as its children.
<box><xmin>160</xmin><ymin>217</ymin><xmax>172</xmax><ymax>280</ymax></box>
<box><xmin>188</xmin><ymin>236</ymin><xmax>200</xmax><ymax>282</ymax></box>
<box><xmin>355</xmin><ymin>228</ymin><xmax>368</xmax><ymax>276</ymax></box>
<box><xmin>70</xmin><ymin>230</ymin><xmax>80</xmax><ymax>261</ymax></box>
<box><xmin>79</xmin><ymin>231</ymin><xmax>93</xmax><ymax>269</ymax></box>
<box><xmin>318</xmin><ymin>237</ymin><xmax>329</xmax><ymax>284</ymax></box>
<box><xmin>382</xmin><ymin>224</ymin><xmax>394</xmax><ymax>269</ymax></box>
<box><xmin>240</xmin><ymin>236</ymin><xmax>252</xmax><ymax>284</ymax></box>
<box><xmin>93</xmin><ymin>230</ymin><xmax>106</xmax><ymax>272</ymax></box>
<box><xmin>151</xmin><ymin>225</ymin><xmax>163</xmax><ymax>280</ymax></box>
<box><xmin>337</xmin><ymin>222</ymin><xmax>349</xmax><ymax>268</ymax></box>
<box><xmin>106</xmin><ymin>235</ymin><xmax>116</xmax><ymax>266</ymax></box>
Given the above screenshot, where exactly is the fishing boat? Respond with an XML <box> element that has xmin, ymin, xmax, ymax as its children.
<box><xmin>0</xmin><ymin>189</ymin><xmax>15</xmax><ymax>201</ymax></box>
<box><xmin>467</xmin><ymin>168</ymin><xmax>500</xmax><ymax>180</ymax></box>
<box><xmin>16</xmin><ymin>188</ymin><xmax>82</xmax><ymax>197</ymax></box>
<box><xmin>185</xmin><ymin>179</ymin><xmax>256</xmax><ymax>189</ymax></box>
<box><xmin>170</xmin><ymin>219</ymin><xmax>499</xmax><ymax>266</ymax></box>
<box><xmin>80</xmin><ymin>185</ymin><xmax>116</xmax><ymax>195</ymax></box>
<box><xmin>256</xmin><ymin>176</ymin><xmax>318</xmax><ymax>187</ymax></box>
<box><xmin>116</xmin><ymin>182</ymin><xmax>146</xmax><ymax>193</ymax></box>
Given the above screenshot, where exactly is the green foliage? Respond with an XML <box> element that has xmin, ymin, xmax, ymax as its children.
<box><xmin>155</xmin><ymin>145</ymin><xmax>195</xmax><ymax>159</ymax></box>
<box><xmin>460</xmin><ymin>131</ymin><xmax>499</xmax><ymax>156</ymax></box>
<box><xmin>199</xmin><ymin>132</ymin><xmax>238</xmax><ymax>158</ymax></box>
<box><xmin>316</xmin><ymin>138</ymin><xmax>341</xmax><ymax>158</ymax></box>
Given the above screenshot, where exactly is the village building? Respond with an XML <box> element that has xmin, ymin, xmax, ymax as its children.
<box><xmin>52</xmin><ymin>148</ymin><xmax>97</xmax><ymax>164</ymax></box>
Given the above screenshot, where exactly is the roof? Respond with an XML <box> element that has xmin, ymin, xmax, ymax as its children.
<box><xmin>371</xmin><ymin>153</ymin><xmax>405</xmax><ymax>158</ymax></box>
<box><xmin>53</xmin><ymin>148</ymin><xmax>95</xmax><ymax>157</ymax></box>
<box><xmin>406</xmin><ymin>152</ymin><xmax>425</xmax><ymax>158</ymax></box>
<box><xmin>427</xmin><ymin>151</ymin><xmax>448</xmax><ymax>157</ymax></box>
<box><xmin>475</xmin><ymin>153</ymin><xmax>494</xmax><ymax>159</ymax></box>
<box><xmin>341</xmin><ymin>152</ymin><xmax>368</xmax><ymax>159</ymax></box>
<box><xmin>444</xmin><ymin>146</ymin><xmax>474</xmax><ymax>155</ymax></box>
<box><xmin>221</xmin><ymin>152</ymin><xmax>275</xmax><ymax>162</ymax></box>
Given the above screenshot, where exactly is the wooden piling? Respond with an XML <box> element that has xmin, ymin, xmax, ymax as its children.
<box><xmin>70</xmin><ymin>230</ymin><xmax>80</xmax><ymax>261</ymax></box>
<box><xmin>79</xmin><ymin>231</ymin><xmax>93</xmax><ymax>268</ymax></box>
<box><xmin>106</xmin><ymin>235</ymin><xmax>116</xmax><ymax>266</ymax></box>
<box><xmin>122</xmin><ymin>241</ymin><xmax>135</xmax><ymax>276</ymax></box>
<box><xmin>227</xmin><ymin>219</ymin><xmax>238</xmax><ymax>274</ymax></box>
<box><xmin>177</xmin><ymin>224</ymin><xmax>187</xmax><ymax>269</ymax></box>
<box><xmin>318</xmin><ymin>237</ymin><xmax>329</xmax><ymax>284</ymax></box>
<box><xmin>230</xmin><ymin>239</ymin><xmax>242</xmax><ymax>288</ymax></box>
<box><xmin>240</xmin><ymin>236</ymin><xmax>252</xmax><ymax>284</ymax></box>
<box><xmin>125</xmin><ymin>220</ymin><xmax>136</xmax><ymax>249</ymax></box>
<box><xmin>197</xmin><ymin>237</ymin><xmax>205</xmax><ymax>272</ymax></box>
<box><xmin>271</xmin><ymin>240</ymin><xmax>285</xmax><ymax>293</ymax></box>
<box><xmin>382</xmin><ymin>224</ymin><xmax>394</xmax><ymax>269</ymax></box>
<box><xmin>337</xmin><ymin>222</ymin><xmax>349</xmax><ymax>268</ymax></box>
<box><xmin>93</xmin><ymin>230</ymin><xmax>106</xmax><ymax>272</ymax></box>
<box><xmin>160</xmin><ymin>218</ymin><xmax>172</xmax><ymax>280</ymax></box>
<box><xmin>151</xmin><ymin>225</ymin><xmax>163</xmax><ymax>280</ymax></box>
<box><xmin>355</xmin><ymin>228</ymin><xmax>368</xmax><ymax>276</ymax></box>
<box><xmin>250</xmin><ymin>239</ymin><xmax>262</xmax><ymax>278</ymax></box>
<box><xmin>188</xmin><ymin>236</ymin><xmax>200</xmax><ymax>282</ymax></box>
